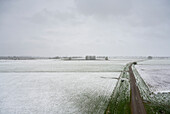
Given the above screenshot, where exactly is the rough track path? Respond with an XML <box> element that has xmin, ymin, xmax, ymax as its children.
<box><xmin>129</xmin><ymin>64</ymin><xmax>146</xmax><ymax>114</ymax></box>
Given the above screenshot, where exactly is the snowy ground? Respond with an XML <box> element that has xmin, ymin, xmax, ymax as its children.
<box><xmin>136</xmin><ymin>59</ymin><xmax>170</xmax><ymax>93</ymax></box>
<box><xmin>0</xmin><ymin>59</ymin><xmax>137</xmax><ymax>73</ymax></box>
<box><xmin>0</xmin><ymin>59</ymin><xmax>136</xmax><ymax>114</ymax></box>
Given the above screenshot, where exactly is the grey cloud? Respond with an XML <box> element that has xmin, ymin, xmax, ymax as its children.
<box><xmin>26</xmin><ymin>9</ymin><xmax>77</xmax><ymax>25</ymax></box>
<box><xmin>0</xmin><ymin>0</ymin><xmax>170</xmax><ymax>56</ymax></box>
<box><xmin>75</xmin><ymin>0</ymin><xmax>133</xmax><ymax>16</ymax></box>
<box><xmin>75</xmin><ymin>0</ymin><xmax>170</xmax><ymax>26</ymax></box>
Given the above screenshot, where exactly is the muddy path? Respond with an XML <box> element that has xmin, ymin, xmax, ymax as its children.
<box><xmin>129</xmin><ymin>63</ymin><xmax>146</xmax><ymax>114</ymax></box>
<box><xmin>105</xmin><ymin>62</ymin><xmax>147</xmax><ymax>114</ymax></box>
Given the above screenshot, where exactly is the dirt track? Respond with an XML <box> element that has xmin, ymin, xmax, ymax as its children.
<box><xmin>129</xmin><ymin>64</ymin><xmax>146</xmax><ymax>114</ymax></box>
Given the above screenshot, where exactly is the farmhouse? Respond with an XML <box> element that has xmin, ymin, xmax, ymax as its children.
<box><xmin>85</xmin><ymin>56</ymin><xmax>96</xmax><ymax>60</ymax></box>
<box><xmin>148</xmin><ymin>56</ymin><xmax>152</xmax><ymax>59</ymax></box>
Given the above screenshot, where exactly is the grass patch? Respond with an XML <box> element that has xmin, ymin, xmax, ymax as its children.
<box><xmin>105</xmin><ymin>64</ymin><xmax>131</xmax><ymax>114</ymax></box>
<box><xmin>144</xmin><ymin>102</ymin><xmax>170</xmax><ymax>114</ymax></box>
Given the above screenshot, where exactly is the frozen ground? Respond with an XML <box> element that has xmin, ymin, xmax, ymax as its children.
<box><xmin>136</xmin><ymin>59</ymin><xmax>170</xmax><ymax>93</ymax></box>
<box><xmin>0</xmin><ymin>59</ymin><xmax>136</xmax><ymax>72</ymax></box>
<box><xmin>0</xmin><ymin>59</ymin><xmax>136</xmax><ymax>114</ymax></box>
<box><xmin>0</xmin><ymin>72</ymin><xmax>120</xmax><ymax>114</ymax></box>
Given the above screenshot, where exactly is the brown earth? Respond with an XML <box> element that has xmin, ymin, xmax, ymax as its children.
<box><xmin>129</xmin><ymin>64</ymin><xmax>146</xmax><ymax>114</ymax></box>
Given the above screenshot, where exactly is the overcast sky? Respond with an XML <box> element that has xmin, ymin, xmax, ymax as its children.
<box><xmin>0</xmin><ymin>0</ymin><xmax>170</xmax><ymax>56</ymax></box>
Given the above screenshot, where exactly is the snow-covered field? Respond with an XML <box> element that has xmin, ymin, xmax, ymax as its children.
<box><xmin>0</xmin><ymin>59</ymin><xmax>136</xmax><ymax>72</ymax></box>
<box><xmin>0</xmin><ymin>59</ymin><xmax>136</xmax><ymax>114</ymax></box>
<box><xmin>136</xmin><ymin>59</ymin><xmax>170</xmax><ymax>93</ymax></box>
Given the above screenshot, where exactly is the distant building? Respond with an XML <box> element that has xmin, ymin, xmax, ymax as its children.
<box><xmin>62</xmin><ymin>57</ymin><xmax>72</xmax><ymax>60</ymax></box>
<box><xmin>85</xmin><ymin>56</ymin><xmax>96</xmax><ymax>60</ymax></box>
<box><xmin>52</xmin><ymin>56</ymin><xmax>60</xmax><ymax>59</ymax></box>
<box><xmin>148</xmin><ymin>56</ymin><xmax>152</xmax><ymax>59</ymax></box>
